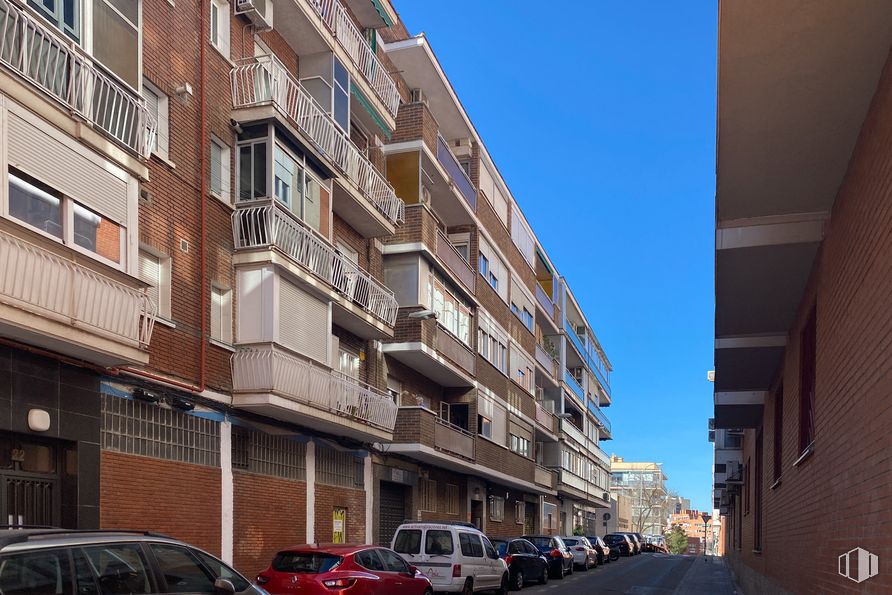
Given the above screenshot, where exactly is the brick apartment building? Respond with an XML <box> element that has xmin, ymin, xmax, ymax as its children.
<box><xmin>0</xmin><ymin>0</ymin><xmax>614</xmax><ymax>576</ymax></box>
<box><xmin>712</xmin><ymin>1</ymin><xmax>892</xmax><ymax>593</ymax></box>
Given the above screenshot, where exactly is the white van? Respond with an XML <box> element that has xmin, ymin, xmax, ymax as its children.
<box><xmin>391</xmin><ymin>522</ymin><xmax>508</xmax><ymax>593</ymax></box>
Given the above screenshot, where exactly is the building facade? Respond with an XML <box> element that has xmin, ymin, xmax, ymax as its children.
<box><xmin>609</xmin><ymin>456</ymin><xmax>667</xmax><ymax>535</ymax></box>
<box><xmin>713</xmin><ymin>1</ymin><xmax>892</xmax><ymax>593</ymax></box>
<box><xmin>600</xmin><ymin>492</ymin><xmax>632</xmax><ymax>535</ymax></box>
<box><xmin>0</xmin><ymin>0</ymin><xmax>614</xmax><ymax>577</ymax></box>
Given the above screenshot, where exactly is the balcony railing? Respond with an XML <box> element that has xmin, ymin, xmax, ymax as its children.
<box><xmin>587</xmin><ymin>400</ymin><xmax>612</xmax><ymax>435</ymax></box>
<box><xmin>589</xmin><ymin>441</ymin><xmax>611</xmax><ymax>469</ymax></box>
<box><xmin>560</xmin><ymin>419</ymin><xmax>586</xmax><ymax>446</ymax></box>
<box><xmin>0</xmin><ymin>0</ymin><xmax>155</xmax><ymax>158</ymax></box>
<box><xmin>534</xmin><ymin>464</ymin><xmax>556</xmax><ymax>489</ymax></box>
<box><xmin>535</xmin><ymin>284</ymin><xmax>555</xmax><ymax>319</ymax></box>
<box><xmin>308</xmin><ymin>0</ymin><xmax>400</xmax><ymax>117</ymax></box>
<box><xmin>231</xmin><ymin>56</ymin><xmax>404</xmax><ymax>225</ymax></box>
<box><xmin>535</xmin><ymin>343</ymin><xmax>559</xmax><ymax>378</ymax></box>
<box><xmin>563</xmin><ymin>369</ymin><xmax>584</xmax><ymax>401</ymax></box>
<box><xmin>0</xmin><ymin>228</ymin><xmax>155</xmax><ymax>348</ymax></box>
<box><xmin>435</xmin><ymin>230</ymin><xmax>475</xmax><ymax>292</ymax></box>
<box><xmin>434</xmin><ymin>417</ymin><xmax>475</xmax><ymax>459</ymax></box>
<box><xmin>232</xmin><ymin>346</ymin><xmax>398</xmax><ymax>432</ymax></box>
<box><xmin>232</xmin><ymin>200</ymin><xmax>398</xmax><ymax>326</ymax></box>
<box><xmin>436</xmin><ymin>135</ymin><xmax>477</xmax><ymax>210</ymax></box>
<box><xmin>534</xmin><ymin>401</ymin><xmax>557</xmax><ymax>434</ymax></box>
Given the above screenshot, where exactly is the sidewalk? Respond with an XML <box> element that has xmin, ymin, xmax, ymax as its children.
<box><xmin>673</xmin><ymin>555</ymin><xmax>740</xmax><ymax>595</ymax></box>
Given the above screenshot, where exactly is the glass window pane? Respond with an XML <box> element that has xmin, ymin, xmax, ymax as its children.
<box><xmin>149</xmin><ymin>545</ymin><xmax>215</xmax><ymax>593</ymax></box>
<box><xmin>0</xmin><ymin>548</ymin><xmax>73</xmax><ymax>594</ymax></box>
<box><xmin>193</xmin><ymin>551</ymin><xmax>250</xmax><ymax>592</ymax></box>
<box><xmin>106</xmin><ymin>0</ymin><xmax>138</xmax><ymax>24</ymax></box>
<box><xmin>92</xmin><ymin>0</ymin><xmax>139</xmax><ymax>88</ymax></box>
<box><xmin>304</xmin><ymin>174</ymin><xmax>322</xmax><ymax>231</ymax></box>
<box><xmin>334</xmin><ymin>58</ymin><xmax>349</xmax><ymax>91</ymax></box>
<box><xmin>20</xmin><ymin>442</ymin><xmax>55</xmax><ymax>473</ymax></box>
<box><xmin>393</xmin><ymin>530</ymin><xmax>421</xmax><ymax>554</ymax></box>
<box><xmin>8</xmin><ymin>173</ymin><xmax>62</xmax><ymax>238</ymax></box>
<box><xmin>378</xmin><ymin>549</ymin><xmax>409</xmax><ymax>573</ymax></box>
<box><xmin>73</xmin><ymin>203</ymin><xmax>122</xmax><ymax>263</ymax></box>
<box><xmin>334</xmin><ymin>87</ymin><xmax>348</xmax><ymax>131</ymax></box>
<box><xmin>210</xmin><ymin>142</ymin><xmax>222</xmax><ymax>195</ymax></box>
<box><xmin>81</xmin><ymin>543</ymin><xmax>152</xmax><ymax>594</ymax></box>
<box><xmin>425</xmin><ymin>530</ymin><xmax>454</xmax><ymax>555</ymax></box>
<box><xmin>252</xmin><ymin>142</ymin><xmax>267</xmax><ymax>198</ymax></box>
<box><xmin>238</xmin><ymin>145</ymin><xmax>253</xmax><ymax>201</ymax></box>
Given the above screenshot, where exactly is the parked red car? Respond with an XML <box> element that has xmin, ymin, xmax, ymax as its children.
<box><xmin>256</xmin><ymin>544</ymin><xmax>433</xmax><ymax>594</ymax></box>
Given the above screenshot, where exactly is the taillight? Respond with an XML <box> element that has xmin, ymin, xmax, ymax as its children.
<box><xmin>322</xmin><ymin>578</ymin><xmax>356</xmax><ymax>590</ymax></box>
<box><xmin>505</xmin><ymin>555</ymin><xmax>513</xmax><ymax>566</ymax></box>
<box><xmin>255</xmin><ymin>575</ymin><xmax>269</xmax><ymax>585</ymax></box>
<box><xmin>452</xmin><ymin>564</ymin><xmax>462</xmax><ymax>577</ymax></box>
<box><xmin>575</xmin><ymin>547</ymin><xmax>585</xmax><ymax>551</ymax></box>
<box><xmin>550</xmin><ymin>549</ymin><xmax>562</xmax><ymax>558</ymax></box>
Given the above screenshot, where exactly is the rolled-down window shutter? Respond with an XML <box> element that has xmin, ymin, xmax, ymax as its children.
<box><xmin>139</xmin><ymin>251</ymin><xmax>161</xmax><ymax>310</ymax></box>
<box><xmin>491</xmin><ymin>400</ymin><xmax>507</xmax><ymax>446</ymax></box>
<box><xmin>279</xmin><ymin>278</ymin><xmax>328</xmax><ymax>364</ymax></box>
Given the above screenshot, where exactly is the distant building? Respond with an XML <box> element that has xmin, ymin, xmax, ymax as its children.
<box><xmin>610</xmin><ymin>456</ymin><xmax>668</xmax><ymax>535</ymax></box>
<box><xmin>598</xmin><ymin>492</ymin><xmax>632</xmax><ymax>535</ymax></box>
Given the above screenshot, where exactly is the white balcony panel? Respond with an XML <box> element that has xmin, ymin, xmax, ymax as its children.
<box><xmin>0</xmin><ymin>228</ymin><xmax>154</xmax><ymax>365</ymax></box>
<box><xmin>232</xmin><ymin>345</ymin><xmax>398</xmax><ymax>440</ymax></box>
<box><xmin>0</xmin><ymin>0</ymin><xmax>155</xmax><ymax>157</ymax></box>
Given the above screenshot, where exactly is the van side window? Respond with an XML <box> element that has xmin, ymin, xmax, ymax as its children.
<box><xmin>481</xmin><ymin>537</ymin><xmax>498</xmax><ymax>560</ymax></box>
<box><xmin>459</xmin><ymin>533</ymin><xmax>484</xmax><ymax>558</ymax></box>
<box><xmin>393</xmin><ymin>530</ymin><xmax>422</xmax><ymax>555</ymax></box>
<box><xmin>424</xmin><ymin>530</ymin><xmax>454</xmax><ymax>555</ymax></box>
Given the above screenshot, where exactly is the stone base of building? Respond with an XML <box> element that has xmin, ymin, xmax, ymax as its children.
<box><xmin>725</xmin><ymin>553</ymin><xmax>794</xmax><ymax>595</ymax></box>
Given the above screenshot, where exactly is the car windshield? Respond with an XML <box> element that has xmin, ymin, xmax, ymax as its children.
<box><xmin>393</xmin><ymin>530</ymin><xmax>422</xmax><ymax>554</ymax></box>
<box><xmin>272</xmin><ymin>552</ymin><xmax>341</xmax><ymax>573</ymax></box>
<box><xmin>526</xmin><ymin>537</ymin><xmax>552</xmax><ymax>550</ymax></box>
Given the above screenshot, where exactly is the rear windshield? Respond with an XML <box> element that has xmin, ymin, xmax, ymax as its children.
<box><xmin>272</xmin><ymin>552</ymin><xmax>341</xmax><ymax>573</ymax></box>
<box><xmin>526</xmin><ymin>537</ymin><xmax>552</xmax><ymax>550</ymax></box>
<box><xmin>425</xmin><ymin>530</ymin><xmax>454</xmax><ymax>555</ymax></box>
<box><xmin>393</xmin><ymin>530</ymin><xmax>422</xmax><ymax>554</ymax></box>
<box><xmin>604</xmin><ymin>535</ymin><xmax>623</xmax><ymax>544</ymax></box>
<box><xmin>563</xmin><ymin>538</ymin><xmax>579</xmax><ymax>546</ymax></box>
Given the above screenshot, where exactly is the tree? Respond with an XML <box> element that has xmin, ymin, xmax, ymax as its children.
<box><xmin>667</xmin><ymin>525</ymin><xmax>688</xmax><ymax>555</ymax></box>
<box><xmin>633</xmin><ymin>483</ymin><xmax>667</xmax><ymax>533</ymax></box>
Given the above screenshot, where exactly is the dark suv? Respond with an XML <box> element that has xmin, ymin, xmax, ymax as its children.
<box><xmin>0</xmin><ymin>529</ymin><xmax>264</xmax><ymax>595</ymax></box>
<box><xmin>520</xmin><ymin>535</ymin><xmax>573</xmax><ymax>579</ymax></box>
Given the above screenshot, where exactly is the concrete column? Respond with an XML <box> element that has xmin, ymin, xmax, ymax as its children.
<box><xmin>220</xmin><ymin>419</ymin><xmax>233</xmax><ymax>564</ymax></box>
<box><xmin>306</xmin><ymin>439</ymin><xmax>316</xmax><ymax>543</ymax></box>
<box><xmin>364</xmin><ymin>455</ymin><xmax>373</xmax><ymax>544</ymax></box>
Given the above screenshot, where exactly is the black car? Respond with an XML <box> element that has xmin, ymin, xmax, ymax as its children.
<box><xmin>623</xmin><ymin>533</ymin><xmax>642</xmax><ymax>555</ymax></box>
<box><xmin>604</xmin><ymin>533</ymin><xmax>634</xmax><ymax>556</ymax></box>
<box><xmin>492</xmin><ymin>537</ymin><xmax>550</xmax><ymax>589</ymax></box>
<box><xmin>521</xmin><ymin>535</ymin><xmax>574</xmax><ymax>580</ymax></box>
<box><xmin>586</xmin><ymin>536</ymin><xmax>613</xmax><ymax>564</ymax></box>
<box><xmin>631</xmin><ymin>532</ymin><xmax>647</xmax><ymax>552</ymax></box>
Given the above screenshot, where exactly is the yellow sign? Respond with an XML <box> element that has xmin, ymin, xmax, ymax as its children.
<box><xmin>332</xmin><ymin>507</ymin><xmax>347</xmax><ymax>544</ymax></box>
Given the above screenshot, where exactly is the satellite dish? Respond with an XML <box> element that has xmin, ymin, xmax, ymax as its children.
<box><xmin>603</xmin><ymin>513</ymin><xmax>611</xmax><ymax>521</ymax></box>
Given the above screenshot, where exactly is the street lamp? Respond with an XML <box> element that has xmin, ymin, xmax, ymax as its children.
<box><xmin>701</xmin><ymin>513</ymin><xmax>712</xmax><ymax>556</ymax></box>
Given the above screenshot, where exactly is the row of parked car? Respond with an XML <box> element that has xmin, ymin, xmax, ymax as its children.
<box><xmin>0</xmin><ymin>524</ymin><xmax>666</xmax><ymax>595</ymax></box>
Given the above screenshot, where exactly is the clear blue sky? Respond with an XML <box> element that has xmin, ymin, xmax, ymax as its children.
<box><xmin>397</xmin><ymin>1</ymin><xmax>718</xmax><ymax>511</ymax></box>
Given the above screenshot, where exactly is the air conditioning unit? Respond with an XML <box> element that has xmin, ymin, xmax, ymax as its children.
<box><xmin>452</xmin><ymin>137</ymin><xmax>473</xmax><ymax>158</ymax></box>
<box><xmin>410</xmin><ymin>88</ymin><xmax>429</xmax><ymax>107</ymax></box>
<box><xmin>235</xmin><ymin>0</ymin><xmax>273</xmax><ymax>31</ymax></box>
<box><xmin>420</xmin><ymin>186</ymin><xmax>432</xmax><ymax>204</ymax></box>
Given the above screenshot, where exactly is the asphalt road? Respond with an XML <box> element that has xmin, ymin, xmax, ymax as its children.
<box><xmin>511</xmin><ymin>553</ymin><xmax>738</xmax><ymax>594</ymax></box>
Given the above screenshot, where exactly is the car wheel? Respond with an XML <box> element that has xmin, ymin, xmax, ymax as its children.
<box><xmin>424</xmin><ymin>590</ymin><xmax>433</xmax><ymax>595</ymax></box>
<box><xmin>461</xmin><ymin>577</ymin><xmax>473</xmax><ymax>595</ymax></box>
<box><xmin>495</xmin><ymin>573</ymin><xmax>509</xmax><ymax>595</ymax></box>
<box><xmin>539</xmin><ymin>566</ymin><xmax>549</xmax><ymax>585</ymax></box>
<box><xmin>512</xmin><ymin>570</ymin><xmax>524</xmax><ymax>591</ymax></box>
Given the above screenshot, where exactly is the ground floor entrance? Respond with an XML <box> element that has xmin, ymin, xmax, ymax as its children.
<box><xmin>379</xmin><ymin>481</ymin><xmax>409</xmax><ymax>546</ymax></box>
<box><xmin>0</xmin><ymin>434</ymin><xmax>68</xmax><ymax>527</ymax></box>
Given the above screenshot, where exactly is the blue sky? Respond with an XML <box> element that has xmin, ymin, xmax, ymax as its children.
<box><xmin>397</xmin><ymin>1</ymin><xmax>718</xmax><ymax>511</ymax></box>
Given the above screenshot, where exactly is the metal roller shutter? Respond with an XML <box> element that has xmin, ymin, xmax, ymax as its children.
<box><xmin>278</xmin><ymin>278</ymin><xmax>328</xmax><ymax>364</ymax></box>
<box><xmin>379</xmin><ymin>481</ymin><xmax>408</xmax><ymax>546</ymax></box>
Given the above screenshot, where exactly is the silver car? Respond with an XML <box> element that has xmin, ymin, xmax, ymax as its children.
<box><xmin>560</xmin><ymin>536</ymin><xmax>598</xmax><ymax>570</ymax></box>
<box><xmin>0</xmin><ymin>528</ymin><xmax>267</xmax><ymax>594</ymax></box>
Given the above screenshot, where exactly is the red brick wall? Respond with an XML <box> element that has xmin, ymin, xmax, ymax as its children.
<box><xmin>315</xmin><ymin>484</ymin><xmax>367</xmax><ymax>544</ymax></box>
<box><xmin>233</xmin><ymin>472</ymin><xmax>307</xmax><ymax>577</ymax></box>
<box><xmin>726</xmin><ymin>49</ymin><xmax>892</xmax><ymax>595</ymax></box>
<box><xmin>100</xmin><ymin>451</ymin><xmax>221</xmax><ymax>555</ymax></box>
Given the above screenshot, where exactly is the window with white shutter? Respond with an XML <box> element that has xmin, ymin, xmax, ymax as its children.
<box><xmin>211</xmin><ymin>285</ymin><xmax>232</xmax><ymax>344</ymax></box>
<box><xmin>139</xmin><ymin>248</ymin><xmax>171</xmax><ymax>320</ymax></box>
<box><xmin>210</xmin><ymin>136</ymin><xmax>231</xmax><ymax>202</ymax></box>
<box><xmin>142</xmin><ymin>79</ymin><xmax>169</xmax><ymax>159</ymax></box>
<box><xmin>210</xmin><ymin>0</ymin><xmax>231</xmax><ymax>58</ymax></box>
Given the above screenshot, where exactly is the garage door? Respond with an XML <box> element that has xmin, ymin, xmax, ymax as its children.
<box><xmin>379</xmin><ymin>481</ymin><xmax>408</xmax><ymax>546</ymax></box>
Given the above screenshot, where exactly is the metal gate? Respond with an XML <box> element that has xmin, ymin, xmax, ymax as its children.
<box><xmin>1</xmin><ymin>475</ymin><xmax>58</xmax><ymax>527</ymax></box>
<box><xmin>379</xmin><ymin>481</ymin><xmax>407</xmax><ymax>545</ymax></box>
<box><xmin>524</xmin><ymin>502</ymin><xmax>536</xmax><ymax>535</ymax></box>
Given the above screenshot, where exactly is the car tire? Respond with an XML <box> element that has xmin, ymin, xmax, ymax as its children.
<box><xmin>461</xmin><ymin>577</ymin><xmax>473</xmax><ymax>595</ymax></box>
<box><xmin>512</xmin><ymin>570</ymin><xmax>524</xmax><ymax>591</ymax></box>
<box><xmin>539</xmin><ymin>566</ymin><xmax>549</xmax><ymax>585</ymax></box>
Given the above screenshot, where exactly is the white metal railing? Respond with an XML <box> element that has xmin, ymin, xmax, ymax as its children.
<box><xmin>231</xmin><ymin>55</ymin><xmax>404</xmax><ymax>224</ymax></box>
<box><xmin>231</xmin><ymin>346</ymin><xmax>398</xmax><ymax>432</ymax></box>
<box><xmin>309</xmin><ymin>0</ymin><xmax>400</xmax><ymax>117</ymax></box>
<box><xmin>232</xmin><ymin>199</ymin><xmax>399</xmax><ymax>326</ymax></box>
<box><xmin>0</xmin><ymin>0</ymin><xmax>156</xmax><ymax>158</ymax></box>
<box><xmin>0</xmin><ymin>228</ymin><xmax>155</xmax><ymax>349</ymax></box>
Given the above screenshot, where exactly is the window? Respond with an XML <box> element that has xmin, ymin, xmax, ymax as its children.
<box><xmin>193</xmin><ymin>551</ymin><xmax>249</xmax><ymax>592</ymax></box>
<box><xmin>210</xmin><ymin>0</ymin><xmax>230</xmax><ymax>57</ymax></box>
<box><xmin>445</xmin><ymin>483</ymin><xmax>459</xmax><ymax>515</ymax></box>
<box><xmin>8</xmin><ymin>171</ymin><xmax>125</xmax><ymax>266</ymax></box>
<box><xmin>386</xmin><ymin>375</ymin><xmax>401</xmax><ymax>404</ymax></box>
<box><xmin>449</xmin><ymin>233</ymin><xmax>470</xmax><ymax>262</ymax></box>
<box><xmin>772</xmin><ymin>383</ymin><xmax>783</xmax><ymax>481</ymax></box>
<box><xmin>489</xmin><ymin>496</ymin><xmax>505</xmax><ymax>522</ymax></box>
<box><xmin>799</xmin><ymin>306</ymin><xmax>817</xmax><ymax>453</ymax></box>
<box><xmin>31</xmin><ymin>0</ymin><xmax>79</xmax><ymax>41</ymax></box>
<box><xmin>238</xmin><ymin>140</ymin><xmax>268</xmax><ymax>201</ymax></box>
<box><xmin>458</xmin><ymin>533</ymin><xmax>484</xmax><ymax>557</ymax></box>
<box><xmin>338</xmin><ymin>347</ymin><xmax>360</xmax><ymax>380</ymax></box>
<box><xmin>482</xmin><ymin>537</ymin><xmax>498</xmax><ymax>560</ymax></box>
<box><xmin>211</xmin><ymin>285</ymin><xmax>232</xmax><ymax>344</ymax></box>
<box><xmin>478</xmin><ymin>414</ymin><xmax>492</xmax><ymax>438</ymax></box>
<box><xmin>510</xmin><ymin>434</ymin><xmax>531</xmax><ymax>458</ymax></box>
<box><xmin>425</xmin><ymin>530</ymin><xmax>454</xmax><ymax>556</ymax></box>
<box><xmin>378</xmin><ymin>549</ymin><xmax>410</xmax><ymax>573</ymax></box>
<box><xmin>515</xmin><ymin>501</ymin><xmax>525</xmax><ymax>525</ymax></box>
<box><xmin>478</xmin><ymin>237</ymin><xmax>507</xmax><ymax>302</ymax></box>
<box><xmin>333</xmin><ymin>58</ymin><xmax>350</xmax><ymax>131</ymax></box>
<box><xmin>249</xmin><ymin>143</ymin><xmax>324</xmax><ymax>231</ymax></box>
<box><xmin>143</xmin><ymin>80</ymin><xmax>170</xmax><ymax>159</ymax></box>
<box><xmin>393</xmin><ymin>530</ymin><xmax>421</xmax><ymax>555</ymax></box>
<box><xmin>92</xmin><ymin>0</ymin><xmax>140</xmax><ymax>88</ymax></box>
<box><xmin>210</xmin><ymin>136</ymin><xmax>231</xmax><ymax>201</ymax></box>
<box><xmin>419</xmin><ymin>478</ymin><xmax>437</xmax><ymax>512</ymax></box>
<box><xmin>355</xmin><ymin>549</ymin><xmax>385</xmax><ymax>571</ymax></box>
<box><xmin>428</xmin><ymin>275</ymin><xmax>472</xmax><ymax>345</ymax></box>
<box><xmin>478</xmin><ymin>309</ymin><xmax>509</xmax><ymax>376</ymax></box>
<box><xmin>150</xmin><ymin>544</ymin><xmax>216</xmax><ymax>593</ymax></box>
<box><xmin>82</xmin><ymin>543</ymin><xmax>152</xmax><ymax>594</ymax></box>
<box><xmin>479</xmin><ymin>254</ymin><xmax>489</xmax><ymax>276</ymax></box>
<box><xmin>0</xmin><ymin>548</ymin><xmax>73</xmax><ymax>594</ymax></box>
<box><xmin>139</xmin><ymin>247</ymin><xmax>172</xmax><ymax>320</ymax></box>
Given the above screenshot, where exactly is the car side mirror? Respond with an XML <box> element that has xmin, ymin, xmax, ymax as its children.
<box><xmin>214</xmin><ymin>578</ymin><xmax>235</xmax><ymax>595</ymax></box>
<box><xmin>407</xmin><ymin>565</ymin><xmax>418</xmax><ymax>576</ymax></box>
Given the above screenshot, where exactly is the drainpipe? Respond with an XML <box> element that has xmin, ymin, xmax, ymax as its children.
<box><xmin>197</xmin><ymin>0</ymin><xmax>208</xmax><ymax>393</ymax></box>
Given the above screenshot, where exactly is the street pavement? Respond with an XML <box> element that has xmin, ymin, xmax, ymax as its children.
<box><xmin>513</xmin><ymin>553</ymin><xmax>739</xmax><ymax>594</ymax></box>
